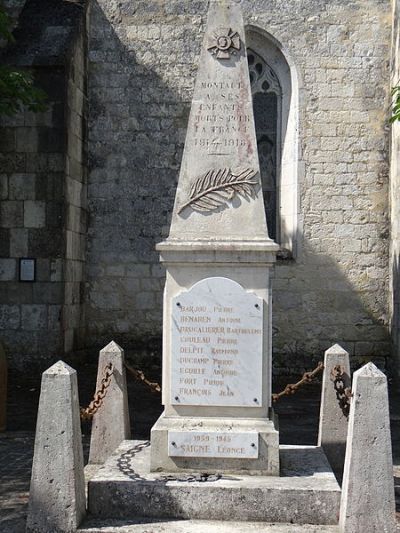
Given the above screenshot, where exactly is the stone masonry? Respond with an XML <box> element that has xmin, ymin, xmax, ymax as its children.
<box><xmin>390</xmin><ymin>0</ymin><xmax>400</xmax><ymax>378</ymax></box>
<box><xmin>0</xmin><ymin>0</ymin><xmax>397</xmax><ymax>375</ymax></box>
<box><xmin>86</xmin><ymin>0</ymin><xmax>392</xmax><ymax>373</ymax></box>
<box><xmin>0</xmin><ymin>0</ymin><xmax>87</xmax><ymax>369</ymax></box>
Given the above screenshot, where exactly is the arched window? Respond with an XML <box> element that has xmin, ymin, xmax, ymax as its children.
<box><xmin>248</xmin><ymin>49</ymin><xmax>281</xmax><ymax>241</ymax></box>
<box><xmin>246</xmin><ymin>28</ymin><xmax>299</xmax><ymax>255</ymax></box>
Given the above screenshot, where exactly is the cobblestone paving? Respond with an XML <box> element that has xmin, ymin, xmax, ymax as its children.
<box><xmin>1</xmin><ymin>364</ymin><xmax>399</xmax><ymax>532</ymax></box>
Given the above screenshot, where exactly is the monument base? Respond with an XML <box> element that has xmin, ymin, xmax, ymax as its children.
<box><xmin>149</xmin><ymin>413</ymin><xmax>279</xmax><ymax>475</ymax></box>
<box><xmin>87</xmin><ymin>440</ymin><xmax>340</xmax><ymax>526</ymax></box>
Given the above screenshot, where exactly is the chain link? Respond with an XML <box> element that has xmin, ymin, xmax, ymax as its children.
<box><xmin>272</xmin><ymin>361</ymin><xmax>324</xmax><ymax>403</ymax></box>
<box><xmin>123</xmin><ymin>361</ymin><xmax>326</xmax><ymax>403</ymax></box>
<box><xmin>331</xmin><ymin>364</ymin><xmax>352</xmax><ymax>418</ymax></box>
<box><xmin>124</xmin><ymin>362</ymin><xmax>161</xmax><ymax>394</ymax></box>
<box><xmin>80</xmin><ymin>362</ymin><xmax>114</xmax><ymax>421</ymax></box>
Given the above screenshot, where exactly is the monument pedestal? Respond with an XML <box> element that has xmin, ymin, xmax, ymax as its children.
<box><xmin>151</xmin><ymin>240</ymin><xmax>279</xmax><ymax>475</ymax></box>
<box><xmin>151</xmin><ymin>414</ymin><xmax>279</xmax><ymax>475</ymax></box>
<box><xmin>87</xmin><ymin>440</ymin><xmax>341</xmax><ymax>526</ymax></box>
<box><xmin>150</xmin><ymin>1</ymin><xmax>280</xmax><ymax>476</ymax></box>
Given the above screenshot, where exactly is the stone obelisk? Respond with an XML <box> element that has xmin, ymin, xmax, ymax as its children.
<box><xmin>150</xmin><ymin>0</ymin><xmax>279</xmax><ymax>475</ymax></box>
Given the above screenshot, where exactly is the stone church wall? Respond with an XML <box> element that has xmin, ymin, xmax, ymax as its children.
<box><xmin>0</xmin><ymin>0</ymin><xmax>86</xmax><ymax>369</ymax></box>
<box><xmin>0</xmin><ymin>0</ymin><xmax>394</xmax><ymax>373</ymax></box>
<box><xmin>86</xmin><ymin>0</ymin><xmax>392</xmax><ymax>372</ymax></box>
<box><xmin>390</xmin><ymin>0</ymin><xmax>400</xmax><ymax>381</ymax></box>
<box><xmin>63</xmin><ymin>14</ymin><xmax>88</xmax><ymax>358</ymax></box>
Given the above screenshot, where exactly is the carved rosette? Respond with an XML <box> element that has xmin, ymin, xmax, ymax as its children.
<box><xmin>207</xmin><ymin>27</ymin><xmax>241</xmax><ymax>59</ymax></box>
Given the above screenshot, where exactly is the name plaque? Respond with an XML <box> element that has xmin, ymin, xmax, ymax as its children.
<box><xmin>170</xmin><ymin>277</ymin><xmax>263</xmax><ymax>407</ymax></box>
<box><xmin>168</xmin><ymin>430</ymin><xmax>259</xmax><ymax>459</ymax></box>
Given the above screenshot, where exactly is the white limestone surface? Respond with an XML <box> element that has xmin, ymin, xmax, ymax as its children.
<box><xmin>318</xmin><ymin>343</ymin><xmax>350</xmax><ymax>480</ymax></box>
<box><xmin>167</xmin><ymin>0</ymin><xmax>272</xmax><ymax>243</ymax></box>
<box><xmin>339</xmin><ymin>362</ymin><xmax>396</xmax><ymax>533</ymax></box>
<box><xmin>79</xmin><ymin>519</ymin><xmax>340</xmax><ymax>533</ymax></box>
<box><xmin>151</xmin><ymin>0</ymin><xmax>278</xmax><ymax>474</ymax></box>
<box><xmin>89</xmin><ymin>340</ymin><xmax>131</xmax><ymax>465</ymax></box>
<box><xmin>171</xmin><ymin>277</ymin><xmax>263</xmax><ymax>407</ymax></box>
<box><xmin>27</xmin><ymin>361</ymin><xmax>86</xmax><ymax>533</ymax></box>
<box><xmin>87</xmin><ymin>440</ymin><xmax>340</xmax><ymax>525</ymax></box>
<box><xmin>168</xmin><ymin>430</ymin><xmax>259</xmax><ymax>458</ymax></box>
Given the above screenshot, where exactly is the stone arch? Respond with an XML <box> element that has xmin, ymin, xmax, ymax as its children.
<box><xmin>246</xmin><ymin>26</ymin><xmax>300</xmax><ymax>255</ymax></box>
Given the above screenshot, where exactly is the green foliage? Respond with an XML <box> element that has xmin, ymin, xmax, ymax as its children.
<box><xmin>390</xmin><ymin>85</ymin><xmax>400</xmax><ymax>124</ymax></box>
<box><xmin>0</xmin><ymin>4</ymin><xmax>47</xmax><ymax>116</ymax></box>
<box><xmin>0</xmin><ymin>5</ymin><xmax>14</xmax><ymax>42</ymax></box>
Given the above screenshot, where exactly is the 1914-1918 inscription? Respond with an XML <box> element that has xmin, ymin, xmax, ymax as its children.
<box><xmin>171</xmin><ymin>277</ymin><xmax>263</xmax><ymax>407</ymax></box>
<box><xmin>192</xmin><ymin>81</ymin><xmax>251</xmax><ymax>155</ymax></box>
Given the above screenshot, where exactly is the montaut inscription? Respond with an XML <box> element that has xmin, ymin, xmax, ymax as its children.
<box><xmin>192</xmin><ymin>81</ymin><xmax>252</xmax><ymax>156</ymax></box>
<box><xmin>171</xmin><ymin>277</ymin><xmax>263</xmax><ymax>406</ymax></box>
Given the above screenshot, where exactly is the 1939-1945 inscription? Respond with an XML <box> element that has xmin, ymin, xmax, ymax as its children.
<box><xmin>168</xmin><ymin>430</ymin><xmax>259</xmax><ymax>459</ymax></box>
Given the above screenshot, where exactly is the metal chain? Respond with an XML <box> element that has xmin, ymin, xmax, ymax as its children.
<box><xmin>80</xmin><ymin>362</ymin><xmax>114</xmax><ymax>421</ymax></box>
<box><xmin>123</xmin><ymin>361</ymin><xmax>326</xmax><ymax>403</ymax></box>
<box><xmin>272</xmin><ymin>361</ymin><xmax>324</xmax><ymax>403</ymax></box>
<box><xmin>331</xmin><ymin>364</ymin><xmax>352</xmax><ymax>418</ymax></box>
<box><xmin>124</xmin><ymin>362</ymin><xmax>161</xmax><ymax>394</ymax></box>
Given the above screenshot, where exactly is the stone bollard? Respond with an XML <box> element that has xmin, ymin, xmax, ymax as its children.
<box><xmin>339</xmin><ymin>362</ymin><xmax>396</xmax><ymax>533</ymax></box>
<box><xmin>0</xmin><ymin>341</ymin><xmax>7</xmax><ymax>431</ymax></box>
<box><xmin>26</xmin><ymin>361</ymin><xmax>86</xmax><ymax>533</ymax></box>
<box><xmin>317</xmin><ymin>343</ymin><xmax>350</xmax><ymax>481</ymax></box>
<box><xmin>88</xmin><ymin>341</ymin><xmax>131</xmax><ymax>465</ymax></box>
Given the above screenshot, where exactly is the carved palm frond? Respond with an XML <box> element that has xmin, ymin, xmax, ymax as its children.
<box><xmin>178</xmin><ymin>168</ymin><xmax>258</xmax><ymax>214</ymax></box>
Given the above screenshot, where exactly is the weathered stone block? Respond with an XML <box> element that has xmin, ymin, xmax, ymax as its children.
<box><xmin>36</xmin><ymin>258</ymin><xmax>51</xmax><ymax>282</ymax></box>
<box><xmin>28</xmin><ymin>228</ymin><xmax>63</xmax><ymax>257</ymax></box>
<box><xmin>135</xmin><ymin>291</ymin><xmax>155</xmax><ymax>310</ymax></box>
<box><xmin>16</xmin><ymin>128</ymin><xmax>39</xmax><ymax>153</ymax></box>
<box><xmin>6</xmin><ymin>282</ymin><xmax>33</xmax><ymax>304</ymax></box>
<box><xmin>0</xmin><ymin>304</ymin><xmax>20</xmax><ymax>330</ymax></box>
<box><xmin>50</xmin><ymin>258</ymin><xmax>64</xmax><ymax>282</ymax></box>
<box><xmin>0</xmin><ymin>201</ymin><xmax>23</xmax><ymax>228</ymax></box>
<box><xmin>0</xmin><ymin>229</ymin><xmax>10</xmax><ymax>257</ymax></box>
<box><xmin>318</xmin><ymin>344</ymin><xmax>350</xmax><ymax>482</ymax></box>
<box><xmin>8</xmin><ymin>173</ymin><xmax>35</xmax><ymax>200</ymax></box>
<box><xmin>9</xmin><ymin>228</ymin><xmax>28</xmax><ymax>257</ymax></box>
<box><xmin>0</xmin><ymin>127</ymin><xmax>16</xmax><ymax>152</ymax></box>
<box><xmin>339</xmin><ymin>363</ymin><xmax>396</xmax><ymax>533</ymax></box>
<box><xmin>0</xmin><ymin>341</ymin><xmax>6</xmax><ymax>431</ymax></box>
<box><xmin>26</xmin><ymin>361</ymin><xmax>86</xmax><ymax>532</ymax></box>
<box><xmin>21</xmin><ymin>304</ymin><xmax>48</xmax><ymax>331</ymax></box>
<box><xmin>0</xmin><ymin>174</ymin><xmax>8</xmax><ymax>200</ymax></box>
<box><xmin>24</xmin><ymin>200</ymin><xmax>46</xmax><ymax>228</ymax></box>
<box><xmin>47</xmin><ymin>305</ymin><xmax>61</xmax><ymax>330</ymax></box>
<box><xmin>88</xmin><ymin>441</ymin><xmax>340</xmax><ymax>525</ymax></box>
<box><xmin>32</xmin><ymin>282</ymin><xmax>63</xmax><ymax>304</ymax></box>
<box><xmin>89</xmin><ymin>341</ymin><xmax>131</xmax><ymax>464</ymax></box>
<box><xmin>0</xmin><ymin>258</ymin><xmax>16</xmax><ymax>281</ymax></box>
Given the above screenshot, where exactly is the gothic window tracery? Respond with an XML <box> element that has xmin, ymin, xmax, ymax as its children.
<box><xmin>248</xmin><ymin>48</ymin><xmax>281</xmax><ymax>242</ymax></box>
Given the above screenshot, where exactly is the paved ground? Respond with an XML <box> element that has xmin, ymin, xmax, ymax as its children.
<box><xmin>0</xmin><ymin>361</ymin><xmax>399</xmax><ymax>532</ymax></box>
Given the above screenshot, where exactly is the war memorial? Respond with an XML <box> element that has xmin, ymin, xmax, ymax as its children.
<box><xmin>20</xmin><ymin>2</ymin><xmax>398</xmax><ymax>532</ymax></box>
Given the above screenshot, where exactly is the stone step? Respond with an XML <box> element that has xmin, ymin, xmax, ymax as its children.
<box><xmin>79</xmin><ymin>518</ymin><xmax>340</xmax><ymax>533</ymax></box>
<box><xmin>87</xmin><ymin>441</ymin><xmax>341</xmax><ymax>525</ymax></box>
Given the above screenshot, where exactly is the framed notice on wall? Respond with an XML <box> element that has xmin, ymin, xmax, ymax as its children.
<box><xmin>19</xmin><ymin>258</ymin><xmax>36</xmax><ymax>282</ymax></box>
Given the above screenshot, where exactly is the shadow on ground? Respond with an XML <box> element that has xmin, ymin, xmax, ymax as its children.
<box><xmin>1</xmin><ymin>361</ymin><xmax>400</xmax><ymax>531</ymax></box>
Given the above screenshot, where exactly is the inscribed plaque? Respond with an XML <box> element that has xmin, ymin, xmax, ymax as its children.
<box><xmin>171</xmin><ymin>277</ymin><xmax>263</xmax><ymax>407</ymax></box>
<box><xmin>168</xmin><ymin>430</ymin><xmax>259</xmax><ymax>459</ymax></box>
<box><xmin>19</xmin><ymin>258</ymin><xmax>36</xmax><ymax>282</ymax></box>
